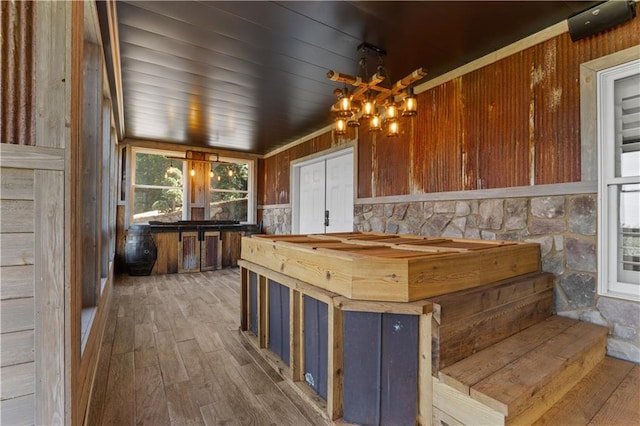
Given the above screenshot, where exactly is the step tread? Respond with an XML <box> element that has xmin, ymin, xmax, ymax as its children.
<box><xmin>470</xmin><ymin>320</ymin><xmax>608</xmax><ymax>417</ymax></box>
<box><xmin>534</xmin><ymin>356</ymin><xmax>636</xmax><ymax>426</ymax></box>
<box><xmin>439</xmin><ymin>315</ymin><xmax>576</xmax><ymax>394</ymax></box>
<box><xmin>589</xmin><ymin>363</ymin><xmax>640</xmax><ymax>426</ymax></box>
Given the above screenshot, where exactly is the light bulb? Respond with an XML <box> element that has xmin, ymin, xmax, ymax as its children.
<box><xmin>335</xmin><ymin>118</ymin><xmax>347</xmax><ymax>135</ymax></box>
<box><xmin>227</xmin><ymin>169</ymin><xmax>234</xmax><ymax>177</ymax></box>
<box><xmin>190</xmin><ymin>167</ymin><xmax>195</xmax><ymax>177</ymax></box>
<box><xmin>402</xmin><ymin>87</ymin><xmax>417</xmax><ymax>117</ymax></box>
<box><xmin>369</xmin><ymin>115</ymin><xmax>382</xmax><ymax>132</ymax></box>
<box><xmin>386</xmin><ymin>103</ymin><xmax>398</xmax><ymax>120</ymax></box>
<box><xmin>362</xmin><ymin>99</ymin><xmax>375</xmax><ymax>119</ymax></box>
<box><xmin>387</xmin><ymin>120</ymin><xmax>399</xmax><ymax>137</ymax></box>
<box><xmin>210</xmin><ymin>170</ymin><xmax>214</xmax><ymax>178</ymax></box>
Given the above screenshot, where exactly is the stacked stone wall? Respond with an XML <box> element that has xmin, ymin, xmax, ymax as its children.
<box><xmin>261</xmin><ymin>207</ymin><xmax>291</xmax><ymax>235</ymax></box>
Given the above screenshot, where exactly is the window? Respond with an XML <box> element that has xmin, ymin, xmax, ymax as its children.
<box><xmin>131</xmin><ymin>148</ymin><xmax>185</xmax><ymax>224</ymax></box>
<box><xmin>598</xmin><ymin>59</ymin><xmax>640</xmax><ymax>300</ymax></box>
<box><xmin>209</xmin><ymin>156</ymin><xmax>254</xmax><ymax>223</ymax></box>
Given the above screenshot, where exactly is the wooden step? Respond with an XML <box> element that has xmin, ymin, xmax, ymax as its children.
<box><xmin>438</xmin><ymin>316</ymin><xmax>608</xmax><ymax>424</ymax></box>
<box><xmin>534</xmin><ymin>357</ymin><xmax>639</xmax><ymax>426</ymax></box>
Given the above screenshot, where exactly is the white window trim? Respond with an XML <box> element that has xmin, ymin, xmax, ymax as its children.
<box><xmin>208</xmin><ymin>155</ymin><xmax>256</xmax><ymax>224</ymax></box>
<box><xmin>597</xmin><ymin>59</ymin><xmax>640</xmax><ymax>301</ymax></box>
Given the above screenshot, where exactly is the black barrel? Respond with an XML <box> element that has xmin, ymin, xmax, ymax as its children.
<box><xmin>125</xmin><ymin>224</ymin><xmax>157</xmax><ymax>276</ymax></box>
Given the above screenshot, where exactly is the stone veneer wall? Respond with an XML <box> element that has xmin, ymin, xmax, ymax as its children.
<box><xmin>261</xmin><ymin>206</ymin><xmax>292</xmax><ymax>235</ymax></box>
<box><xmin>352</xmin><ymin>194</ymin><xmax>639</xmax><ymax>363</ymax></box>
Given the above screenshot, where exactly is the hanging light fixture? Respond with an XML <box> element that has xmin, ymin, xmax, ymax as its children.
<box><xmin>327</xmin><ymin>43</ymin><xmax>426</xmax><ymax>137</ymax></box>
<box><xmin>402</xmin><ymin>87</ymin><xmax>417</xmax><ymax>117</ymax></box>
<box><xmin>210</xmin><ymin>169</ymin><xmax>214</xmax><ymax>178</ymax></box>
<box><xmin>190</xmin><ymin>167</ymin><xmax>196</xmax><ymax>177</ymax></box>
<box><xmin>227</xmin><ymin>168</ymin><xmax>234</xmax><ymax>177</ymax></box>
<box><xmin>335</xmin><ymin>117</ymin><xmax>347</xmax><ymax>135</ymax></box>
<box><xmin>369</xmin><ymin>114</ymin><xmax>382</xmax><ymax>132</ymax></box>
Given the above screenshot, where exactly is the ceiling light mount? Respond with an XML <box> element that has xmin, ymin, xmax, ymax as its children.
<box><xmin>327</xmin><ymin>44</ymin><xmax>426</xmax><ymax>136</ymax></box>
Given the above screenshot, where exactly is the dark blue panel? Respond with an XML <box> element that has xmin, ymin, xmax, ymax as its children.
<box><xmin>317</xmin><ymin>300</ymin><xmax>328</xmax><ymax>399</ymax></box>
<box><xmin>249</xmin><ymin>272</ymin><xmax>258</xmax><ymax>335</ymax></box>
<box><xmin>380</xmin><ymin>314</ymin><xmax>419</xmax><ymax>426</ymax></box>
<box><xmin>343</xmin><ymin>311</ymin><xmax>382</xmax><ymax>426</ymax></box>
<box><xmin>304</xmin><ymin>296</ymin><xmax>328</xmax><ymax>400</ymax></box>
<box><xmin>267</xmin><ymin>280</ymin><xmax>291</xmax><ymax>366</ymax></box>
<box><xmin>269</xmin><ymin>280</ymin><xmax>282</xmax><ymax>360</ymax></box>
<box><xmin>280</xmin><ymin>284</ymin><xmax>290</xmax><ymax>366</ymax></box>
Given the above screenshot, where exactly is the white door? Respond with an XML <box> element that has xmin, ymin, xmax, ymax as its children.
<box><xmin>296</xmin><ymin>150</ymin><xmax>354</xmax><ymax>234</ymax></box>
<box><xmin>299</xmin><ymin>160</ymin><xmax>326</xmax><ymax>234</ymax></box>
<box><xmin>325</xmin><ymin>153</ymin><xmax>354</xmax><ymax>233</ymax></box>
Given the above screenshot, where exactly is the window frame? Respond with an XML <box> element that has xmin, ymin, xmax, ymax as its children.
<box><xmin>207</xmin><ymin>155</ymin><xmax>255</xmax><ymax>223</ymax></box>
<box><xmin>597</xmin><ymin>58</ymin><xmax>640</xmax><ymax>301</ymax></box>
<box><xmin>130</xmin><ymin>147</ymin><xmax>186</xmax><ymax>224</ymax></box>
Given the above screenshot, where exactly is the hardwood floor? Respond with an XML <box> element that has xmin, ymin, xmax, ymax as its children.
<box><xmin>87</xmin><ymin>269</ymin><xmax>329</xmax><ymax>426</ymax></box>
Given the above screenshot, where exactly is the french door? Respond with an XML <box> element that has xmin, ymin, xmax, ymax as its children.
<box><xmin>295</xmin><ymin>149</ymin><xmax>354</xmax><ymax>234</ymax></box>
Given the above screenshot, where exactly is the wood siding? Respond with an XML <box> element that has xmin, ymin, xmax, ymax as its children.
<box><xmin>260</xmin><ymin>15</ymin><xmax>639</xmax><ymax>203</ymax></box>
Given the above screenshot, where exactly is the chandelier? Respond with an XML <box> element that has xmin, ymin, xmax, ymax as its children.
<box><xmin>327</xmin><ymin>43</ymin><xmax>427</xmax><ymax>137</ymax></box>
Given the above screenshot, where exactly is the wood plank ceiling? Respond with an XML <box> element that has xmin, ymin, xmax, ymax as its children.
<box><xmin>110</xmin><ymin>1</ymin><xmax>598</xmax><ymax>154</ymax></box>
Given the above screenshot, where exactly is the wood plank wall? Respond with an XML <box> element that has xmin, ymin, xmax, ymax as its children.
<box><xmin>0</xmin><ymin>168</ymin><xmax>36</xmax><ymax>425</ymax></box>
<box><xmin>259</xmin><ymin>14</ymin><xmax>639</xmax><ymax>204</ymax></box>
<box><xmin>0</xmin><ymin>0</ymin><xmax>35</xmax><ymax>146</ymax></box>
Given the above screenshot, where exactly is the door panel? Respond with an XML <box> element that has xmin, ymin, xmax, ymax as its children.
<box><xmin>299</xmin><ymin>161</ymin><xmax>326</xmax><ymax>234</ymax></box>
<box><xmin>326</xmin><ymin>153</ymin><xmax>354</xmax><ymax>233</ymax></box>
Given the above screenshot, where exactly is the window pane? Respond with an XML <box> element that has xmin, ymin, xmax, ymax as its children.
<box><xmin>210</xmin><ymin>163</ymin><xmax>248</xmax><ymax>191</ymax></box>
<box><xmin>619</xmin><ymin>184</ymin><xmax>640</xmax><ymax>282</ymax></box>
<box><xmin>135</xmin><ymin>153</ymin><xmax>182</xmax><ymax>186</ymax></box>
<box><xmin>209</xmin><ymin>191</ymin><xmax>248</xmax><ymax>222</ymax></box>
<box><xmin>614</xmin><ymin>74</ymin><xmax>640</xmax><ymax>178</ymax></box>
<box><xmin>133</xmin><ymin>187</ymin><xmax>183</xmax><ymax>224</ymax></box>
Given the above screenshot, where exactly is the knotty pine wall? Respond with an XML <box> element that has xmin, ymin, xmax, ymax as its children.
<box><xmin>258</xmin><ymin>13</ymin><xmax>640</xmax><ymax>205</ymax></box>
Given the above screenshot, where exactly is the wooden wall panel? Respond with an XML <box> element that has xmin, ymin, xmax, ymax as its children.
<box><xmin>0</xmin><ymin>0</ymin><xmax>35</xmax><ymax>146</ymax></box>
<box><xmin>0</xmin><ymin>165</ymin><xmax>36</xmax><ymax>425</ymax></box>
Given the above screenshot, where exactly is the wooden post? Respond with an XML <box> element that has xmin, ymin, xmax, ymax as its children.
<box><xmin>290</xmin><ymin>290</ymin><xmax>304</xmax><ymax>382</ymax></box>
<box><xmin>327</xmin><ymin>305</ymin><xmax>344</xmax><ymax>420</ymax></box>
<box><xmin>418</xmin><ymin>310</ymin><xmax>433</xmax><ymax>425</ymax></box>
<box><xmin>258</xmin><ymin>275</ymin><xmax>268</xmax><ymax>348</ymax></box>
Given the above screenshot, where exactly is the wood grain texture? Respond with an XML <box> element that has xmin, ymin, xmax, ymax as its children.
<box><xmin>0</xmin><ymin>265</ymin><xmax>34</xmax><ymax>300</ymax></box>
<box><xmin>0</xmin><ymin>144</ymin><xmax>64</xmax><ymax>170</ymax></box>
<box><xmin>439</xmin><ymin>315</ymin><xmax>577</xmax><ymax>395</ymax></box>
<box><xmin>588</xmin><ymin>365</ymin><xmax>640</xmax><ymax>426</ymax></box>
<box><xmin>534</xmin><ymin>357</ymin><xmax>635</xmax><ymax>426</ymax></box>
<box><xmin>100</xmin><ymin>352</ymin><xmax>135</xmax><ymax>425</ymax></box>
<box><xmin>0</xmin><ymin>393</ymin><xmax>35</xmax><ymax>426</ymax></box>
<box><xmin>0</xmin><ymin>362</ymin><xmax>34</xmax><ymax>399</ymax></box>
<box><xmin>0</xmin><ymin>329</ymin><xmax>34</xmax><ymax>367</ymax></box>
<box><xmin>0</xmin><ymin>200</ymin><xmax>34</xmax><ymax>233</ymax></box>
<box><xmin>471</xmin><ymin>321</ymin><xmax>607</xmax><ymax>418</ymax></box>
<box><xmin>0</xmin><ymin>233</ymin><xmax>34</xmax><ymax>266</ymax></box>
<box><xmin>1</xmin><ymin>297</ymin><xmax>34</xmax><ymax>332</ymax></box>
<box><xmin>34</xmin><ymin>169</ymin><xmax>65</xmax><ymax>425</ymax></box>
<box><xmin>0</xmin><ymin>168</ymin><xmax>34</xmax><ymax>200</ymax></box>
<box><xmin>95</xmin><ymin>269</ymin><xmax>325</xmax><ymax>425</ymax></box>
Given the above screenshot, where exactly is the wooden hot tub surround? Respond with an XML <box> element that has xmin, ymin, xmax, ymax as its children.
<box><xmin>239</xmin><ymin>232</ymin><xmax>544</xmax><ymax>424</ymax></box>
<box><xmin>240</xmin><ymin>232</ymin><xmax>541</xmax><ymax>302</ymax></box>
